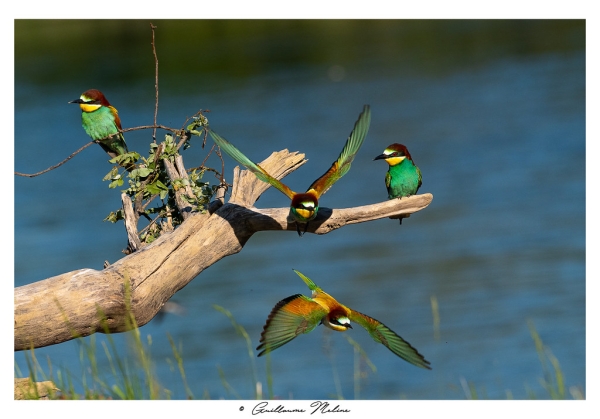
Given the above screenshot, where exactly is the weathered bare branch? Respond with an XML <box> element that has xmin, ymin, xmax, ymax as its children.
<box><xmin>163</xmin><ymin>157</ymin><xmax>194</xmax><ymax>220</ymax></box>
<box><xmin>121</xmin><ymin>193</ymin><xmax>143</xmax><ymax>252</ymax></box>
<box><xmin>14</xmin><ymin>150</ymin><xmax>433</xmax><ymax>351</ymax></box>
<box><xmin>229</xmin><ymin>149</ymin><xmax>307</xmax><ymax>207</ymax></box>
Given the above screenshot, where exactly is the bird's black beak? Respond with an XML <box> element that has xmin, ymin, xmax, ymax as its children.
<box><xmin>373</xmin><ymin>154</ymin><xmax>387</xmax><ymax>161</ymax></box>
<box><xmin>347</xmin><ymin>324</ymin><xmax>353</xmax><ymax>329</ymax></box>
<box><xmin>69</xmin><ymin>99</ymin><xmax>82</xmax><ymax>104</ymax></box>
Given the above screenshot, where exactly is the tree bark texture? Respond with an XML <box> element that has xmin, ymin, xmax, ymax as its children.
<box><xmin>14</xmin><ymin>149</ymin><xmax>433</xmax><ymax>351</ymax></box>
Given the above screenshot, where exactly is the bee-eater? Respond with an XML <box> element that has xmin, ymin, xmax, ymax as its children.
<box><xmin>256</xmin><ymin>269</ymin><xmax>431</xmax><ymax>369</ymax></box>
<box><xmin>374</xmin><ymin>143</ymin><xmax>422</xmax><ymax>224</ymax></box>
<box><xmin>69</xmin><ymin>89</ymin><xmax>129</xmax><ymax>160</ymax></box>
<box><xmin>209</xmin><ymin>105</ymin><xmax>371</xmax><ymax>236</ymax></box>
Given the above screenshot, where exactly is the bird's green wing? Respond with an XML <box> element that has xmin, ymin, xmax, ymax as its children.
<box><xmin>308</xmin><ymin>105</ymin><xmax>371</xmax><ymax>197</ymax></box>
<box><xmin>257</xmin><ymin>294</ymin><xmax>327</xmax><ymax>356</ymax></box>
<box><xmin>209</xmin><ymin>129</ymin><xmax>296</xmax><ymax>199</ymax></box>
<box><xmin>349</xmin><ymin>309</ymin><xmax>431</xmax><ymax>369</ymax></box>
<box><xmin>98</xmin><ymin>132</ymin><xmax>128</xmax><ymax>156</ymax></box>
<box><xmin>292</xmin><ymin>269</ymin><xmax>323</xmax><ymax>293</ymax></box>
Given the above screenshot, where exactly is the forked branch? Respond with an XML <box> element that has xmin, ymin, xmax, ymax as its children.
<box><xmin>14</xmin><ymin>150</ymin><xmax>433</xmax><ymax>351</ymax></box>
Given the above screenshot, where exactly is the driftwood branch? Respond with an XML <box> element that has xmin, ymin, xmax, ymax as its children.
<box><xmin>14</xmin><ymin>149</ymin><xmax>433</xmax><ymax>351</ymax></box>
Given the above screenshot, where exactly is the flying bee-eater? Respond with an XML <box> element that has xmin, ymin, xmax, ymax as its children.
<box><xmin>374</xmin><ymin>143</ymin><xmax>422</xmax><ymax>224</ymax></box>
<box><xmin>69</xmin><ymin>89</ymin><xmax>129</xmax><ymax>161</ymax></box>
<box><xmin>256</xmin><ymin>269</ymin><xmax>431</xmax><ymax>369</ymax></box>
<box><xmin>209</xmin><ymin>105</ymin><xmax>371</xmax><ymax>236</ymax></box>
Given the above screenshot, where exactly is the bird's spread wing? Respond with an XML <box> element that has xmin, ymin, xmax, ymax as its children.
<box><xmin>209</xmin><ymin>129</ymin><xmax>296</xmax><ymax>199</ymax></box>
<box><xmin>349</xmin><ymin>309</ymin><xmax>431</xmax><ymax>369</ymax></box>
<box><xmin>292</xmin><ymin>269</ymin><xmax>322</xmax><ymax>294</ymax></box>
<box><xmin>257</xmin><ymin>294</ymin><xmax>327</xmax><ymax>356</ymax></box>
<box><xmin>308</xmin><ymin>105</ymin><xmax>371</xmax><ymax>197</ymax></box>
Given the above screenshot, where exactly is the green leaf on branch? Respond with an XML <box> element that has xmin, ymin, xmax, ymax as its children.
<box><xmin>186</xmin><ymin>114</ymin><xmax>209</xmax><ymax>134</ymax></box>
<box><xmin>146</xmin><ymin>179</ymin><xmax>169</xmax><ymax>199</ymax></box>
<box><xmin>103</xmin><ymin>166</ymin><xmax>120</xmax><ymax>181</ymax></box>
<box><xmin>129</xmin><ymin>167</ymin><xmax>153</xmax><ymax>179</ymax></box>
<box><xmin>109</xmin><ymin>151</ymin><xmax>140</xmax><ymax>166</ymax></box>
<box><xmin>109</xmin><ymin>178</ymin><xmax>124</xmax><ymax>189</ymax></box>
<box><xmin>104</xmin><ymin>210</ymin><xmax>124</xmax><ymax>223</ymax></box>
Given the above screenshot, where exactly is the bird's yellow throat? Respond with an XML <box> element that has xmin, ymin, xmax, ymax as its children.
<box><xmin>79</xmin><ymin>103</ymin><xmax>101</xmax><ymax>113</ymax></box>
<box><xmin>385</xmin><ymin>156</ymin><xmax>406</xmax><ymax>166</ymax></box>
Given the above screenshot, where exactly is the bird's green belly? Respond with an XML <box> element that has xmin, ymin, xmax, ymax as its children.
<box><xmin>388</xmin><ymin>178</ymin><xmax>419</xmax><ymax>198</ymax></box>
<box><xmin>81</xmin><ymin>110</ymin><xmax>119</xmax><ymax>141</ymax></box>
<box><xmin>387</xmin><ymin>164</ymin><xmax>420</xmax><ymax>199</ymax></box>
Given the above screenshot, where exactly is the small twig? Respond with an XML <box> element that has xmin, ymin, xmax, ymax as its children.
<box><xmin>176</xmin><ymin>131</ymin><xmax>190</xmax><ymax>151</ymax></box>
<box><xmin>141</xmin><ymin>194</ymin><xmax>159</xmax><ymax>212</ymax></box>
<box><xmin>15</xmin><ymin>142</ymin><xmax>96</xmax><ymax>177</ymax></box>
<box><xmin>201</xmin><ymin>115</ymin><xmax>210</xmax><ymax>148</ymax></box>
<box><xmin>199</xmin><ymin>142</ymin><xmax>217</xmax><ymax>168</ymax></box>
<box><xmin>137</xmin><ymin>209</ymin><xmax>166</xmax><ymax>236</ymax></box>
<box><xmin>150</xmin><ymin>23</ymin><xmax>159</xmax><ymax>143</ymax></box>
<box><xmin>218</xmin><ymin>151</ymin><xmax>225</xmax><ymax>183</ymax></box>
<box><xmin>213</xmin><ymin>145</ymin><xmax>227</xmax><ymax>185</ymax></box>
<box><xmin>139</xmin><ymin>208</ymin><xmax>167</xmax><ymax>235</ymax></box>
<box><xmin>186</xmin><ymin>165</ymin><xmax>221</xmax><ymax>176</ymax></box>
<box><xmin>121</xmin><ymin>125</ymin><xmax>178</xmax><ymax>134</ymax></box>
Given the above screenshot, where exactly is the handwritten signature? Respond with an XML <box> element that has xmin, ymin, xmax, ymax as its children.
<box><xmin>251</xmin><ymin>401</ymin><xmax>350</xmax><ymax>415</ymax></box>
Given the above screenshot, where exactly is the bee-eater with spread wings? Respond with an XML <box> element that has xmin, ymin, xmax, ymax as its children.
<box><xmin>209</xmin><ymin>105</ymin><xmax>371</xmax><ymax>236</ymax></box>
<box><xmin>256</xmin><ymin>269</ymin><xmax>431</xmax><ymax>369</ymax></box>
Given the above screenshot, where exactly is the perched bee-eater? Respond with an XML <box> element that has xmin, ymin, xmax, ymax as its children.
<box><xmin>374</xmin><ymin>143</ymin><xmax>422</xmax><ymax>224</ymax></box>
<box><xmin>256</xmin><ymin>269</ymin><xmax>431</xmax><ymax>369</ymax></box>
<box><xmin>209</xmin><ymin>105</ymin><xmax>371</xmax><ymax>236</ymax></box>
<box><xmin>69</xmin><ymin>89</ymin><xmax>129</xmax><ymax>160</ymax></box>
